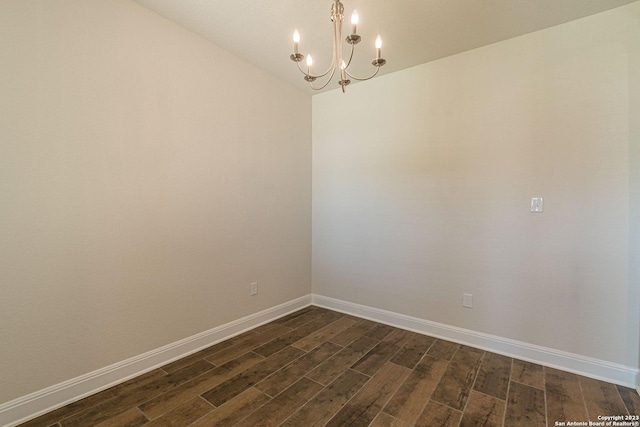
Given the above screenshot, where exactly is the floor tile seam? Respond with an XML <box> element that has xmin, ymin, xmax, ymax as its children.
<box><xmin>182</xmin><ymin>396</ymin><xmax>218</xmax><ymax>427</ymax></box>
<box><xmin>614</xmin><ymin>385</ymin><xmax>628</xmax><ymax>415</ymax></box>
<box><xmin>227</xmin><ymin>324</ymin><xmax>296</xmax><ymax>352</ymax></box>
<box><xmin>274</xmin><ymin>311</ymin><xmax>313</xmax><ymax>329</ymax></box>
<box><xmin>409</xmin><ymin>339</ymin><xmax>438</xmax><ymax>369</ymax></box>
<box><xmin>302</xmin><ymin>375</ymin><xmax>328</xmax><ymax>390</ymax></box>
<box><xmin>257</xmin><ymin>347</ymin><xmax>342</xmax><ymax>396</ymax></box>
<box><xmin>384</xmin><ymin>351</ymin><xmax>454</xmax><ymax>422</ymax></box>
<box><xmin>471</xmin><ymin>353</ymin><xmax>511</xmax><ymax>426</ymax></box>
<box><xmin>471</xmin><ymin>358</ymin><xmax>512</xmax><ymax>401</ymax></box>
<box><xmin>188</xmin><ymin>351</ymin><xmax>268</xmax><ymax>403</ymax></box>
<box><xmin>501</xmin><ymin>359</ymin><xmax>514</xmax><ymax>427</ymax></box>
<box><xmin>253</xmin><ymin>332</ymin><xmax>315</xmax><ymax>357</ymax></box>
<box><xmin>351</xmin><ymin>334</ymin><xmax>412</xmax><ymax>376</ymax></box>
<box><xmin>374</xmin><ymin>411</ymin><xmax>408</xmax><ymax>426</ymax></box>
<box><xmin>327</xmin><ymin>327</ymin><xmax>375</xmax><ymax>348</ymax></box>
<box><xmin>576</xmin><ymin>370</ymin><xmax>593</xmax><ymax>421</ymax></box>
<box><xmin>470</xmin><ymin>387</ymin><xmax>509</xmax><ymax>403</ymax></box>
<box><xmin>134</xmin><ymin>402</ymin><xmax>158</xmax><ymax>421</ymax></box>
<box><xmin>53</xmin><ymin>374</ymin><xmax>170</xmax><ymax>426</ymax></box>
<box><xmin>508</xmin><ymin>376</ymin><xmax>545</xmax><ymax>391</ymax></box>
<box><xmin>290</xmin><ymin>329</ymin><xmax>352</xmax><ymax>352</ymax></box>
<box><xmin>63</xmin><ymin>391</ymin><xmax>155</xmax><ymax>427</ymax></box>
<box><xmin>365</xmin><ymin>329</ymin><xmax>393</xmax><ymax>342</ymax></box>
<box><xmin>585</xmin><ymin>378</ymin><xmax>631</xmax><ymax>417</ymax></box>
<box><xmin>243</xmin><ymin>345</ymin><xmax>314</xmax><ymax>399</ymax></box>
<box><xmin>55</xmin><ymin>386</ymin><xmax>141</xmax><ymax>427</ymax></box>
<box><xmin>254</xmin><ymin>385</ymin><xmax>276</xmax><ymax>399</ymax></box>
<box><xmin>230</xmin><ymin>387</ymin><xmax>279</xmax><ymax>427</ymax></box>
<box><xmin>385</xmin><ymin>334</ymin><xmax>414</xmax><ymax>365</ymax></box>
<box><xmin>134</xmin><ymin>361</ymin><xmax>222</xmax><ymax>420</ymax></box>
<box><xmin>542</xmin><ymin>367</ymin><xmax>550</xmax><ymax>427</ymax></box>
<box><xmin>208</xmin><ymin>336</ymin><xmax>286</xmax><ymax>363</ymax></box>
<box><xmin>272</xmin><ymin>378</ymin><xmax>331</xmax><ymax>427</ymax></box>
<box><xmin>427</xmin><ymin>338</ymin><xmax>462</xmax><ymax>362</ymax></box>
<box><xmin>425</xmin><ymin>397</ymin><xmax>464</xmax><ymax>414</ymax></box>
<box><xmin>616</xmin><ymin>385</ymin><xmax>639</xmax><ymax>415</ymax></box>
<box><xmin>379</xmin><ymin>382</ymin><xmax>434</xmax><ymax>427</ymax></box>
<box><xmin>371</xmin><ymin>364</ymin><xmax>414</xmax><ymax>422</ymax></box>
<box><xmin>190</xmin><ymin>346</ymin><xmax>240</xmax><ymax>367</ymax></box>
<box><xmin>35</xmin><ymin>405</ymin><xmax>87</xmax><ymax>427</ymax></box>
<box><xmin>283</xmin><ymin>313</ymin><xmax>338</xmax><ymax>332</ymax></box>
<box><xmin>213</xmin><ymin>387</ymin><xmax>273</xmax><ymax>427</ymax></box>
<box><xmin>204</xmin><ymin>349</ymin><xmax>267</xmax><ymax>372</ymax></box>
<box><xmin>302</xmin><ymin>366</ymin><xmax>374</xmax><ymax>390</ymax></box>
<box><xmin>386</xmin><ymin>360</ymin><xmax>412</xmax><ymax>372</ymax></box>
<box><xmin>197</xmin><ymin>347</ymin><xmax>301</xmax><ymax>407</ymax></box>
<box><xmin>179</xmin><ymin>396</ymin><xmax>218</xmax><ymax>426</ymax></box>
<box><xmin>305</xmin><ymin>315</ymin><xmax>352</xmax><ymax>336</ymax></box>
<box><xmin>420</xmin><ymin>352</ymin><xmax>449</xmax><ymax>364</ymax></box>
<box><xmin>280</xmin><ymin>370</ymin><xmax>370</xmax><ymax>425</ymax></box>
<box><xmin>348</xmin><ymin>359</ymin><xmax>408</xmax><ymax>391</ymax></box>
<box><xmin>162</xmin><ymin>345</ymin><xmax>234</xmax><ymax>372</ymax></box>
<box><xmin>196</xmin><ymin>387</ymin><xmax>274</xmax><ymax>427</ymax></box>
<box><xmin>370</xmin><ymin>361</ymin><xmax>424</xmax><ymax>424</ymax></box>
<box><xmin>129</xmin><ymin>405</ymin><xmax>151</xmax><ymax>422</ymax></box>
<box><xmin>290</xmin><ymin>338</ymin><xmax>345</xmax><ymax>354</ymax></box>
<box><xmin>610</xmin><ymin>382</ymin><xmax>633</xmax><ymax>415</ymax></box>
<box><xmin>414</xmin><ymin>398</ymin><xmax>453</xmax><ymax>426</ymax></box>
<box><xmin>456</xmin><ymin>349</ymin><xmax>487</xmax><ymax>423</ymax></box>
<box><xmin>321</xmin><ymin>368</ymin><xmax>378</xmax><ymax>426</ymax></box>
<box><xmin>274</xmin><ymin>308</ymin><xmax>316</xmax><ymax>325</ymax></box>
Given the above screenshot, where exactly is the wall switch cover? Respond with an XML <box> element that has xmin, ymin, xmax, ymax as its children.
<box><xmin>531</xmin><ymin>197</ymin><xmax>543</xmax><ymax>213</ymax></box>
<box><xmin>463</xmin><ymin>293</ymin><xmax>473</xmax><ymax>308</ymax></box>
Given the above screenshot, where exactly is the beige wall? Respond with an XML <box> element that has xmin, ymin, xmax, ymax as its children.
<box><xmin>0</xmin><ymin>0</ymin><xmax>311</xmax><ymax>403</ymax></box>
<box><xmin>313</xmin><ymin>3</ymin><xmax>640</xmax><ymax>369</ymax></box>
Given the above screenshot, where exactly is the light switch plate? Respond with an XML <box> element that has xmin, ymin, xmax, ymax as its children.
<box><xmin>463</xmin><ymin>293</ymin><xmax>473</xmax><ymax>308</ymax></box>
<box><xmin>531</xmin><ymin>197</ymin><xmax>543</xmax><ymax>213</ymax></box>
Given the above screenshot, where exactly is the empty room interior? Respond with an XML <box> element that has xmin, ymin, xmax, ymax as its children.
<box><xmin>1</xmin><ymin>0</ymin><xmax>639</xmax><ymax>426</ymax></box>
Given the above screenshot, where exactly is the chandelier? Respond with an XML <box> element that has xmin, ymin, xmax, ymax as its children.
<box><xmin>290</xmin><ymin>0</ymin><xmax>386</xmax><ymax>93</ymax></box>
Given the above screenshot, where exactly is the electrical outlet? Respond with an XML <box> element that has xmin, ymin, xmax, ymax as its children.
<box><xmin>463</xmin><ymin>293</ymin><xmax>473</xmax><ymax>308</ymax></box>
<box><xmin>250</xmin><ymin>282</ymin><xmax>258</xmax><ymax>296</ymax></box>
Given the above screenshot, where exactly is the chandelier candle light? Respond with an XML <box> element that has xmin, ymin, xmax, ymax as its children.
<box><xmin>290</xmin><ymin>0</ymin><xmax>386</xmax><ymax>92</ymax></box>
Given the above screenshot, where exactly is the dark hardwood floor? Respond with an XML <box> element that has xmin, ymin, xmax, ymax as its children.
<box><xmin>18</xmin><ymin>306</ymin><xmax>640</xmax><ymax>426</ymax></box>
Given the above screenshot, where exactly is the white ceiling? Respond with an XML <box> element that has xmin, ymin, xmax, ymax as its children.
<box><xmin>133</xmin><ymin>0</ymin><xmax>638</xmax><ymax>94</ymax></box>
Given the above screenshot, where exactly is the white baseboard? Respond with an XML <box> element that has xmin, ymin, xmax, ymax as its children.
<box><xmin>312</xmin><ymin>294</ymin><xmax>639</xmax><ymax>390</ymax></box>
<box><xmin>3</xmin><ymin>292</ymin><xmax>637</xmax><ymax>426</ymax></box>
<box><xmin>0</xmin><ymin>295</ymin><xmax>312</xmax><ymax>427</ymax></box>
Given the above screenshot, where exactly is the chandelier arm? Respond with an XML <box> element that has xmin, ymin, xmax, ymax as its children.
<box><xmin>308</xmin><ymin>66</ymin><xmax>338</xmax><ymax>91</ymax></box>
<box><xmin>295</xmin><ymin>56</ymin><xmax>336</xmax><ymax>79</ymax></box>
<box><xmin>344</xmin><ymin>65</ymin><xmax>380</xmax><ymax>81</ymax></box>
<box><xmin>344</xmin><ymin>43</ymin><xmax>355</xmax><ymax>70</ymax></box>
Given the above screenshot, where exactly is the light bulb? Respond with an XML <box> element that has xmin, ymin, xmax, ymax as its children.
<box><xmin>375</xmin><ymin>35</ymin><xmax>382</xmax><ymax>49</ymax></box>
<box><xmin>306</xmin><ymin>55</ymin><xmax>313</xmax><ymax>67</ymax></box>
<box><xmin>293</xmin><ymin>29</ymin><xmax>300</xmax><ymax>54</ymax></box>
<box><xmin>351</xmin><ymin>10</ymin><xmax>359</xmax><ymax>35</ymax></box>
<box><xmin>351</xmin><ymin>10</ymin><xmax>359</xmax><ymax>25</ymax></box>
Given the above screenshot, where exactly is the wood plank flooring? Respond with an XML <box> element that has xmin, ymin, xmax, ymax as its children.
<box><xmin>19</xmin><ymin>306</ymin><xmax>640</xmax><ymax>427</ymax></box>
